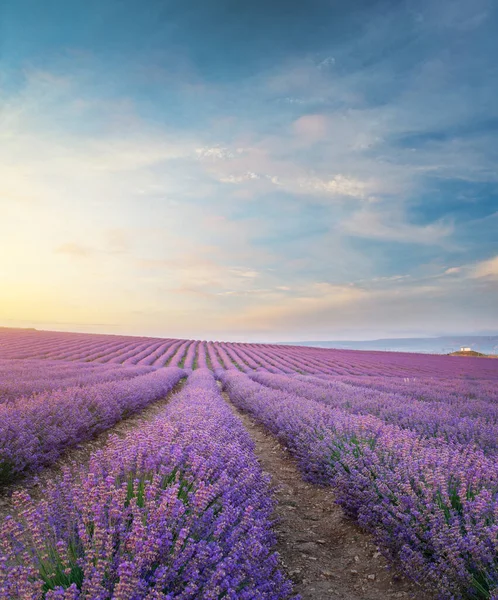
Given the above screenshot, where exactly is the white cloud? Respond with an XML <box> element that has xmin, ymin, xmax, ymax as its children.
<box><xmin>471</xmin><ymin>255</ymin><xmax>498</xmax><ymax>279</ymax></box>
<box><xmin>195</xmin><ymin>146</ymin><xmax>235</xmax><ymax>160</ymax></box>
<box><xmin>210</xmin><ymin>150</ymin><xmax>372</xmax><ymax>199</ymax></box>
<box><xmin>266</xmin><ymin>175</ymin><xmax>283</xmax><ymax>185</ymax></box>
<box><xmin>219</xmin><ymin>172</ymin><xmax>261</xmax><ymax>183</ymax></box>
<box><xmin>299</xmin><ymin>175</ymin><xmax>368</xmax><ymax>199</ymax></box>
<box><xmin>3</xmin><ymin>48</ymin><xmax>496</xmax><ymax>339</ymax></box>
<box><xmin>343</xmin><ymin>208</ymin><xmax>453</xmax><ymax>244</ymax></box>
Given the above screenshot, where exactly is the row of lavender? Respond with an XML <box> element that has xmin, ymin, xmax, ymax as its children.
<box><xmin>251</xmin><ymin>372</ymin><xmax>498</xmax><ymax>455</ymax></box>
<box><xmin>6</xmin><ymin>354</ymin><xmax>493</xmax><ymax>486</ymax></box>
<box><xmin>0</xmin><ymin>360</ymin><xmax>155</xmax><ymax>403</ymax></box>
<box><xmin>1</xmin><ymin>328</ymin><xmax>497</xmax><ymax>379</ymax></box>
<box><xmin>0</xmin><ymin>367</ymin><xmax>184</xmax><ymax>484</ymax></box>
<box><xmin>1</xmin><ymin>330</ymin><xmax>497</xmax><ymax>597</ymax></box>
<box><xmin>0</xmin><ymin>370</ymin><xmax>295</xmax><ymax>599</ymax></box>
<box><xmin>221</xmin><ymin>370</ymin><xmax>498</xmax><ymax>599</ymax></box>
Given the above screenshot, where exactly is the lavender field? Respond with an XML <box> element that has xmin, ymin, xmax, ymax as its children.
<box><xmin>0</xmin><ymin>328</ymin><xmax>497</xmax><ymax>599</ymax></box>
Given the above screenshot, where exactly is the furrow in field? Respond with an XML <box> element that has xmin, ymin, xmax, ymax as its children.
<box><xmin>0</xmin><ymin>367</ymin><xmax>185</xmax><ymax>484</ymax></box>
<box><xmin>221</xmin><ymin>370</ymin><xmax>498</xmax><ymax>600</ymax></box>
<box><xmin>0</xmin><ymin>370</ymin><xmax>295</xmax><ymax>599</ymax></box>
<box><xmin>223</xmin><ymin>389</ymin><xmax>427</xmax><ymax>600</ymax></box>
<box><xmin>0</xmin><ymin>376</ymin><xmax>187</xmax><ymax>521</ymax></box>
<box><xmin>250</xmin><ymin>371</ymin><xmax>498</xmax><ymax>455</ymax></box>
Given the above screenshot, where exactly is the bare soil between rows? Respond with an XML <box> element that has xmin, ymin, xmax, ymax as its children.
<box><xmin>0</xmin><ymin>380</ymin><xmax>186</xmax><ymax>520</ymax></box>
<box><xmin>2</xmin><ymin>379</ymin><xmax>431</xmax><ymax>600</ymax></box>
<box><xmin>224</xmin><ymin>394</ymin><xmax>431</xmax><ymax>600</ymax></box>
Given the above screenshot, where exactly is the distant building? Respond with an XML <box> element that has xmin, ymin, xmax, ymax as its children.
<box><xmin>460</xmin><ymin>347</ymin><xmax>472</xmax><ymax>352</ymax></box>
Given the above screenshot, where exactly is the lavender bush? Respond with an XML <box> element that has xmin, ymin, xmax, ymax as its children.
<box><xmin>0</xmin><ymin>368</ymin><xmax>184</xmax><ymax>483</ymax></box>
<box><xmin>0</xmin><ymin>370</ymin><xmax>295</xmax><ymax>600</ymax></box>
<box><xmin>1</xmin><ymin>329</ymin><xmax>497</xmax><ymax>379</ymax></box>
<box><xmin>0</xmin><ymin>360</ymin><xmax>153</xmax><ymax>404</ymax></box>
<box><xmin>221</xmin><ymin>370</ymin><xmax>498</xmax><ymax>600</ymax></box>
<box><xmin>250</xmin><ymin>371</ymin><xmax>498</xmax><ymax>455</ymax></box>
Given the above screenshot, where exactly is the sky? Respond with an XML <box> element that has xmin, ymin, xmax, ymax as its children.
<box><xmin>1</xmin><ymin>0</ymin><xmax>497</xmax><ymax>342</ymax></box>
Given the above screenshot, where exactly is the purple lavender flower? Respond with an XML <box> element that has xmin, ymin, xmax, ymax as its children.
<box><xmin>0</xmin><ymin>370</ymin><xmax>296</xmax><ymax>600</ymax></box>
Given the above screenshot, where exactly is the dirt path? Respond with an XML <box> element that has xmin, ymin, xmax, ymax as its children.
<box><xmin>224</xmin><ymin>394</ymin><xmax>430</xmax><ymax>600</ymax></box>
<box><xmin>1</xmin><ymin>379</ymin><xmax>430</xmax><ymax>599</ymax></box>
<box><xmin>0</xmin><ymin>380</ymin><xmax>185</xmax><ymax>520</ymax></box>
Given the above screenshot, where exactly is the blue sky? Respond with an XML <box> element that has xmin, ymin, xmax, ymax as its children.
<box><xmin>1</xmin><ymin>0</ymin><xmax>497</xmax><ymax>341</ymax></box>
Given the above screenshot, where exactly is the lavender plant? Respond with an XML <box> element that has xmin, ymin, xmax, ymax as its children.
<box><xmin>250</xmin><ymin>371</ymin><xmax>498</xmax><ymax>455</ymax></box>
<box><xmin>0</xmin><ymin>370</ymin><xmax>295</xmax><ymax>600</ymax></box>
<box><xmin>0</xmin><ymin>359</ymin><xmax>153</xmax><ymax>404</ymax></box>
<box><xmin>221</xmin><ymin>370</ymin><xmax>498</xmax><ymax>600</ymax></box>
<box><xmin>0</xmin><ymin>368</ymin><xmax>184</xmax><ymax>484</ymax></box>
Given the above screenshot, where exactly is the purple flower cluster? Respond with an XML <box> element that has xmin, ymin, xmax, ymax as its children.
<box><xmin>0</xmin><ymin>368</ymin><xmax>184</xmax><ymax>484</ymax></box>
<box><xmin>70</xmin><ymin>341</ymin><xmax>134</xmax><ymax>363</ymax></box>
<box><xmin>0</xmin><ymin>359</ymin><xmax>153</xmax><ymax>404</ymax></box>
<box><xmin>238</xmin><ymin>343</ymin><xmax>498</xmax><ymax>379</ymax></box>
<box><xmin>215</xmin><ymin>344</ymin><xmax>239</xmax><ymax>371</ymax></box>
<box><xmin>168</xmin><ymin>340</ymin><xmax>192</xmax><ymax>369</ymax></box>
<box><xmin>106</xmin><ymin>341</ymin><xmax>157</xmax><ymax>365</ymax></box>
<box><xmin>196</xmin><ymin>341</ymin><xmax>208</xmax><ymax>369</ymax></box>
<box><xmin>221</xmin><ymin>370</ymin><xmax>498</xmax><ymax>600</ymax></box>
<box><xmin>206</xmin><ymin>342</ymin><xmax>223</xmax><ymax>371</ymax></box>
<box><xmin>1</xmin><ymin>329</ymin><xmax>497</xmax><ymax>379</ymax></box>
<box><xmin>151</xmin><ymin>340</ymin><xmax>185</xmax><ymax>368</ymax></box>
<box><xmin>219</xmin><ymin>343</ymin><xmax>250</xmax><ymax>372</ymax></box>
<box><xmin>326</xmin><ymin>374</ymin><xmax>498</xmax><ymax>404</ymax></box>
<box><xmin>182</xmin><ymin>340</ymin><xmax>199</xmax><ymax>370</ymax></box>
<box><xmin>1</xmin><ymin>328</ymin><xmax>497</xmax><ymax>597</ymax></box>
<box><xmin>250</xmin><ymin>371</ymin><xmax>498</xmax><ymax>455</ymax></box>
<box><xmin>121</xmin><ymin>340</ymin><xmax>167</xmax><ymax>365</ymax></box>
<box><xmin>135</xmin><ymin>341</ymin><xmax>176</xmax><ymax>366</ymax></box>
<box><xmin>0</xmin><ymin>370</ymin><xmax>295</xmax><ymax>600</ymax></box>
<box><xmin>223</xmin><ymin>343</ymin><xmax>261</xmax><ymax>371</ymax></box>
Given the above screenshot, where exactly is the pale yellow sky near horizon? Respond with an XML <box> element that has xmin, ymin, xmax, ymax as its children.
<box><xmin>2</xmin><ymin>60</ymin><xmax>498</xmax><ymax>341</ymax></box>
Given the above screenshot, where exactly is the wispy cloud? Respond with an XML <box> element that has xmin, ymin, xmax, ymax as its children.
<box><xmin>1</xmin><ymin>0</ymin><xmax>497</xmax><ymax>339</ymax></box>
<box><xmin>343</xmin><ymin>209</ymin><xmax>454</xmax><ymax>245</ymax></box>
<box><xmin>195</xmin><ymin>146</ymin><xmax>237</xmax><ymax>160</ymax></box>
<box><xmin>219</xmin><ymin>172</ymin><xmax>261</xmax><ymax>183</ymax></box>
<box><xmin>471</xmin><ymin>255</ymin><xmax>498</xmax><ymax>279</ymax></box>
<box><xmin>298</xmin><ymin>175</ymin><xmax>369</xmax><ymax>199</ymax></box>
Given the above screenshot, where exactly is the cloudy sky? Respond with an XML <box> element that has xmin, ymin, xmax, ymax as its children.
<box><xmin>1</xmin><ymin>0</ymin><xmax>497</xmax><ymax>341</ymax></box>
